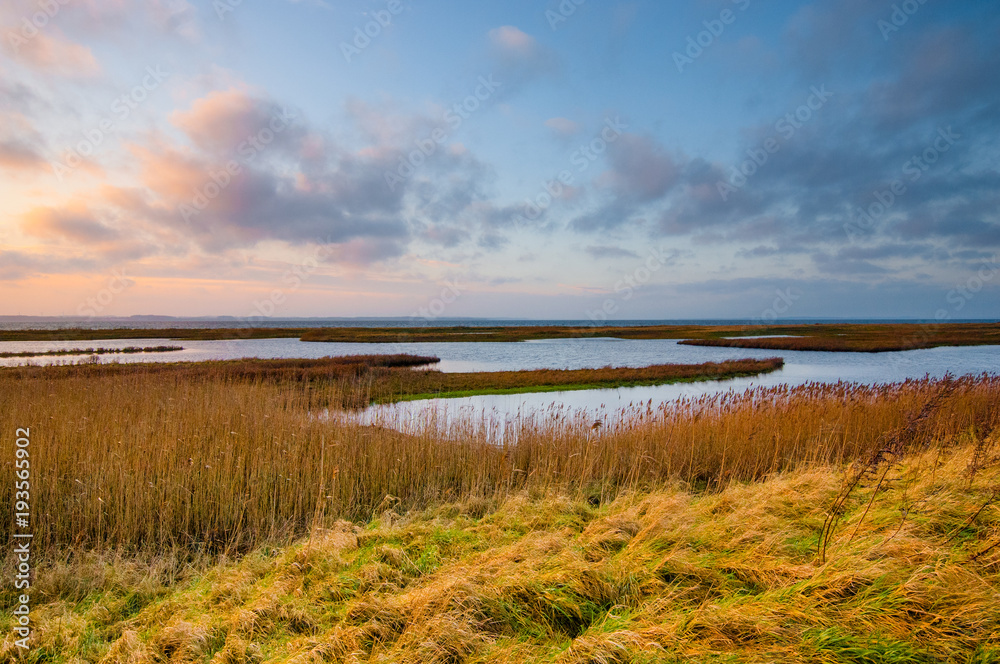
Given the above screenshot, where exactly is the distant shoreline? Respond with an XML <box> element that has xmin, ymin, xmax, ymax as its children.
<box><xmin>0</xmin><ymin>345</ymin><xmax>182</xmax><ymax>358</ymax></box>
<box><xmin>1</xmin><ymin>322</ymin><xmax>998</xmax><ymax>353</ymax></box>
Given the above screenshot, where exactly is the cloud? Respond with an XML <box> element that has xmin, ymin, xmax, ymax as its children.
<box><xmin>325</xmin><ymin>237</ymin><xmax>406</xmax><ymax>266</ymax></box>
<box><xmin>96</xmin><ymin>89</ymin><xmax>510</xmax><ymax>262</ymax></box>
<box><xmin>544</xmin><ymin>117</ymin><xmax>581</xmax><ymax>137</ymax></box>
<box><xmin>18</xmin><ymin>202</ymin><xmax>157</xmax><ymax>263</ymax></box>
<box><xmin>171</xmin><ymin>89</ymin><xmax>302</xmax><ymax>156</ymax></box>
<box><xmin>22</xmin><ymin>205</ymin><xmax>120</xmax><ymax>244</ymax></box>
<box><xmin>0</xmin><ymin>247</ymin><xmax>110</xmax><ymax>281</ymax></box>
<box><xmin>2</xmin><ymin>30</ymin><xmax>101</xmax><ymax>77</ymax></box>
<box><xmin>0</xmin><ymin>137</ymin><xmax>46</xmax><ymax>171</ymax></box>
<box><xmin>0</xmin><ymin>79</ymin><xmax>42</xmax><ymax>114</ymax></box>
<box><xmin>146</xmin><ymin>0</ymin><xmax>200</xmax><ymax>42</ymax></box>
<box><xmin>486</xmin><ymin>25</ymin><xmax>560</xmax><ymax>91</ymax></box>
<box><xmin>0</xmin><ymin>250</ymin><xmax>41</xmax><ymax>281</ymax></box>
<box><xmin>604</xmin><ymin>133</ymin><xmax>682</xmax><ymax>201</ymax></box>
<box><xmin>585</xmin><ymin>245</ymin><xmax>639</xmax><ymax>260</ymax></box>
<box><xmin>568</xmin><ymin>136</ymin><xmax>702</xmax><ymax>233</ymax></box>
<box><xmin>488</xmin><ymin>26</ymin><xmax>539</xmax><ymax>58</ymax></box>
<box><xmin>560</xmin><ymin>11</ymin><xmax>1000</xmax><ymax>288</ymax></box>
<box><xmin>865</xmin><ymin>26</ymin><xmax>1000</xmax><ymax>129</ymax></box>
<box><xmin>0</xmin><ymin>111</ymin><xmax>47</xmax><ymax>172</ymax></box>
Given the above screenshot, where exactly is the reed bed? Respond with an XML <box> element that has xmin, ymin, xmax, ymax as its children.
<box><xmin>1</xmin><ymin>365</ymin><xmax>997</xmax><ymax>556</ymax></box>
<box><xmin>2</xmin><ymin>353</ymin><xmax>438</xmax><ymax>383</ymax></box>
<box><xmin>5</xmin><ymin>441</ymin><xmax>1000</xmax><ymax>663</ymax></box>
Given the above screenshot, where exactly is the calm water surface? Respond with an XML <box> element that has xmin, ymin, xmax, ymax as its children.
<box><xmin>4</xmin><ymin>336</ymin><xmax>998</xmax><ymax>434</ymax></box>
<box><xmin>353</xmin><ymin>340</ymin><xmax>1000</xmax><ymax>434</ymax></box>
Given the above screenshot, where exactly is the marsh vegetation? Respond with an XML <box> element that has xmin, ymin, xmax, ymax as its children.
<box><xmin>1</xmin><ymin>358</ymin><xmax>998</xmax><ymax>662</ymax></box>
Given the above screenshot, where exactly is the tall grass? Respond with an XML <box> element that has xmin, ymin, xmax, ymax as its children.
<box><xmin>1</xmin><ymin>367</ymin><xmax>998</xmax><ymax>555</ymax></box>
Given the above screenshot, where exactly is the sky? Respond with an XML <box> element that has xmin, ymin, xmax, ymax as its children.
<box><xmin>0</xmin><ymin>0</ymin><xmax>998</xmax><ymax>321</ymax></box>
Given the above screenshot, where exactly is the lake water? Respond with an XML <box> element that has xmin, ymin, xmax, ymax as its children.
<box><xmin>4</xmin><ymin>335</ymin><xmax>998</xmax><ymax>435</ymax></box>
<box><xmin>352</xmin><ymin>340</ymin><xmax>1000</xmax><ymax>435</ymax></box>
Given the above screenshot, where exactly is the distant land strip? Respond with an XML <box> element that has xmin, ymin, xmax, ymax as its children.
<box><xmin>0</xmin><ymin>345</ymin><xmax>183</xmax><ymax>358</ymax></box>
<box><xmin>1</xmin><ymin>323</ymin><xmax>999</xmax><ymax>352</ymax></box>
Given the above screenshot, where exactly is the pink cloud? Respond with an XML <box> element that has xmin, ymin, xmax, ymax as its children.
<box><xmin>22</xmin><ymin>204</ymin><xmax>120</xmax><ymax>244</ymax></box>
<box><xmin>488</xmin><ymin>26</ymin><xmax>536</xmax><ymax>55</ymax></box>
<box><xmin>171</xmin><ymin>89</ymin><xmax>264</xmax><ymax>153</ymax></box>
<box><xmin>2</xmin><ymin>30</ymin><xmax>100</xmax><ymax>77</ymax></box>
<box><xmin>544</xmin><ymin>117</ymin><xmax>581</xmax><ymax>137</ymax></box>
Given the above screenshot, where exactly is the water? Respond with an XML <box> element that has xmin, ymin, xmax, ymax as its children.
<box><xmin>354</xmin><ymin>340</ymin><xmax>1000</xmax><ymax>435</ymax></box>
<box><xmin>4</xmin><ymin>333</ymin><xmax>998</xmax><ymax>437</ymax></box>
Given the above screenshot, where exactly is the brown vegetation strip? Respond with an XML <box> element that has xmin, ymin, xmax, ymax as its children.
<box><xmin>0</xmin><ymin>345</ymin><xmax>182</xmax><ymax>358</ymax></box>
<box><xmin>679</xmin><ymin>321</ymin><xmax>1000</xmax><ymax>352</ymax></box>
<box><xmin>0</xmin><ymin>326</ymin><xmax>309</xmax><ymax>342</ymax></box>
<box><xmin>0</xmin><ymin>355</ymin><xmax>781</xmax><ymax>408</ymax></box>
<box><xmin>0</xmin><ymin>353</ymin><xmax>439</xmax><ymax>382</ymax></box>
<box><xmin>3</xmin><ymin>321</ymin><xmax>998</xmax><ymax>351</ymax></box>
<box><xmin>365</xmin><ymin>358</ymin><xmax>784</xmax><ymax>405</ymax></box>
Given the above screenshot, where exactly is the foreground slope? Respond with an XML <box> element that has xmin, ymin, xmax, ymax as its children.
<box><xmin>3</xmin><ymin>439</ymin><xmax>999</xmax><ymax>663</ymax></box>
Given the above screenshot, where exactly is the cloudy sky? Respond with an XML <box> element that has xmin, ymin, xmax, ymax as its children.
<box><xmin>1</xmin><ymin>0</ymin><xmax>998</xmax><ymax>320</ymax></box>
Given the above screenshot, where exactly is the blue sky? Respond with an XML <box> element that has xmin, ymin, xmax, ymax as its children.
<box><xmin>1</xmin><ymin>0</ymin><xmax>998</xmax><ymax>320</ymax></box>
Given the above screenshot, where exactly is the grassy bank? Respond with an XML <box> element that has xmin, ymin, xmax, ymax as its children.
<box><xmin>2</xmin><ymin>429</ymin><xmax>999</xmax><ymax>662</ymax></box>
